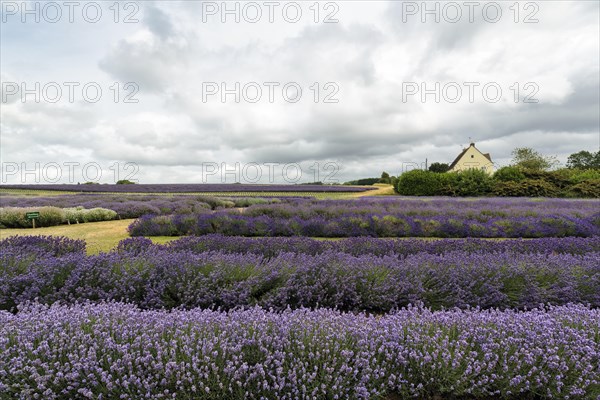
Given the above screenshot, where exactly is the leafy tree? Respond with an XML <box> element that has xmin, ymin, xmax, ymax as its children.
<box><xmin>511</xmin><ymin>147</ymin><xmax>560</xmax><ymax>171</ymax></box>
<box><xmin>379</xmin><ymin>171</ymin><xmax>391</xmax><ymax>184</ymax></box>
<box><xmin>428</xmin><ymin>162</ymin><xmax>450</xmax><ymax>173</ymax></box>
<box><xmin>566</xmin><ymin>150</ymin><xmax>600</xmax><ymax>169</ymax></box>
<box><xmin>116</xmin><ymin>180</ymin><xmax>136</xmax><ymax>184</ymax></box>
<box><xmin>344</xmin><ymin>178</ymin><xmax>380</xmax><ymax>186</ymax></box>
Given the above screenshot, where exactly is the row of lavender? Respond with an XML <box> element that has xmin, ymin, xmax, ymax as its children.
<box><xmin>129</xmin><ymin>198</ymin><xmax>600</xmax><ymax>237</ymax></box>
<box><xmin>241</xmin><ymin>197</ymin><xmax>600</xmax><ymax>218</ymax></box>
<box><xmin>129</xmin><ymin>212</ymin><xmax>600</xmax><ymax>237</ymax></box>
<box><xmin>7</xmin><ymin>234</ymin><xmax>600</xmax><ymax>257</ymax></box>
<box><xmin>6</xmin><ymin>195</ymin><xmax>596</xmax><ymax>220</ymax></box>
<box><xmin>2</xmin><ymin>236</ymin><xmax>599</xmax><ymax>312</ymax></box>
<box><xmin>156</xmin><ymin>234</ymin><xmax>600</xmax><ymax>257</ymax></box>
<box><xmin>1</xmin><ymin>194</ymin><xmax>277</xmax><ymax>219</ymax></box>
<box><xmin>1</xmin><ymin>302</ymin><xmax>598</xmax><ymax>399</ymax></box>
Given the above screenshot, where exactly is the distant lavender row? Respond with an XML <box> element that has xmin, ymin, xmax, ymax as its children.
<box><xmin>129</xmin><ymin>211</ymin><xmax>600</xmax><ymax>237</ymax></box>
<box><xmin>0</xmin><ymin>194</ymin><xmax>277</xmax><ymax>219</ymax></box>
<box><xmin>1</xmin><ymin>302</ymin><xmax>598</xmax><ymax>399</ymax></box>
<box><xmin>161</xmin><ymin>235</ymin><xmax>600</xmax><ymax>257</ymax></box>
<box><xmin>244</xmin><ymin>197</ymin><xmax>600</xmax><ymax>218</ymax></box>
<box><xmin>0</xmin><ymin>183</ymin><xmax>374</xmax><ymax>193</ymax></box>
<box><xmin>2</xmin><ymin>238</ymin><xmax>598</xmax><ymax>311</ymax></box>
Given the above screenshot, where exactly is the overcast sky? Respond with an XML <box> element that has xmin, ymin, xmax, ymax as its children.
<box><xmin>1</xmin><ymin>0</ymin><xmax>599</xmax><ymax>184</ymax></box>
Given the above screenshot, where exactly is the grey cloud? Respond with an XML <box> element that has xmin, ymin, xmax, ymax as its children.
<box><xmin>144</xmin><ymin>4</ymin><xmax>174</xmax><ymax>40</ymax></box>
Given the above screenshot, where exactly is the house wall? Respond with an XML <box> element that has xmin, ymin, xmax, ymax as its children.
<box><xmin>450</xmin><ymin>146</ymin><xmax>494</xmax><ymax>174</ymax></box>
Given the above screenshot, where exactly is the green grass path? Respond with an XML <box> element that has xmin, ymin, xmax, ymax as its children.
<box><xmin>0</xmin><ymin>220</ymin><xmax>177</xmax><ymax>254</ymax></box>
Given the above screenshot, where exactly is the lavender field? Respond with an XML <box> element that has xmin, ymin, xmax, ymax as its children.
<box><xmin>1</xmin><ymin>195</ymin><xmax>600</xmax><ymax>399</ymax></box>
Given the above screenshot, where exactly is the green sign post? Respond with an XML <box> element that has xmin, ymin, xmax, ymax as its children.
<box><xmin>26</xmin><ymin>212</ymin><xmax>40</xmax><ymax>228</ymax></box>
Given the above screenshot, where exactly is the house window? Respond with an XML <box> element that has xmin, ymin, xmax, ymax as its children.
<box><xmin>471</xmin><ymin>155</ymin><xmax>474</xmax><ymax>158</ymax></box>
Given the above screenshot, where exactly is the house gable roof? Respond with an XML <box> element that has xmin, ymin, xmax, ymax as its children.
<box><xmin>449</xmin><ymin>143</ymin><xmax>492</xmax><ymax>169</ymax></box>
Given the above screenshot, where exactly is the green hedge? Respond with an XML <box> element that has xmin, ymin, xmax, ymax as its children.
<box><xmin>398</xmin><ymin>168</ymin><xmax>600</xmax><ymax>198</ymax></box>
<box><xmin>396</xmin><ymin>170</ymin><xmax>444</xmax><ymax>195</ymax></box>
<box><xmin>492</xmin><ymin>179</ymin><xmax>561</xmax><ymax>197</ymax></box>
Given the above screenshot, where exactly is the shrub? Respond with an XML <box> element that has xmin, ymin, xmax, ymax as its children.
<box><xmin>569</xmin><ymin>169</ymin><xmax>600</xmax><ymax>184</ymax></box>
<box><xmin>453</xmin><ymin>169</ymin><xmax>493</xmax><ymax>196</ymax></box>
<box><xmin>494</xmin><ymin>166</ymin><xmax>526</xmax><ymax>182</ymax></box>
<box><xmin>521</xmin><ymin>169</ymin><xmax>571</xmax><ymax>189</ymax></box>
<box><xmin>398</xmin><ymin>170</ymin><xmax>493</xmax><ymax>197</ymax></box>
<box><xmin>0</xmin><ymin>208</ymin><xmax>30</xmax><ymax>228</ymax></box>
<box><xmin>436</xmin><ymin>172</ymin><xmax>459</xmax><ymax>195</ymax></box>
<box><xmin>116</xmin><ymin>237</ymin><xmax>154</xmax><ymax>254</ymax></box>
<box><xmin>199</xmin><ymin>196</ymin><xmax>236</xmax><ymax>209</ymax></box>
<box><xmin>397</xmin><ymin>170</ymin><xmax>444</xmax><ymax>196</ymax></box>
<box><xmin>231</xmin><ymin>197</ymin><xmax>273</xmax><ymax>207</ymax></box>
<box><xmin>493</xmin><ymin>179</ymin><xmax>561</xmax><ymax>197</ymax></box>
<box><xmin>82</xmin><ymin>208</ymin><xmax>118</xmax><ymax>222</ymax></box>
<box><xmin>0</xmin><ymin>235</ymin><xmax>86</xmax><ymax>256</ymax></box>
<box><xmin>567</xmin><ymin>179</ymin><xmax>600</xmax><ymax>198</ymax></box>
<box><xmin>64</xmin><ymin>207</ymin><xmax>84</xmax><ymax>223</ymax></box>
<box><xmin>0</xmin><ymin>207</ymin><xmax>65</xmax><ymax>228</ymax></box>
<box><xmin>128</xmin><ymin>215</ymin><xmax>179</xmax><ymax>236</ymax></box>
<box><xmin>36</xmin><ymin>207</ymin><xmax>65</xmax><ymax>227</ymax></box>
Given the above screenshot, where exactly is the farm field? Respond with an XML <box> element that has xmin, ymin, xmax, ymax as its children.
<box><xmin>1</xmin><ymin>189</ymin><xmax>599</xmax><ymax>399</ymax></box>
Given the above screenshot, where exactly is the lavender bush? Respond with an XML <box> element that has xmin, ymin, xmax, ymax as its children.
<box><xmin>0</xmin><ymin>235</ymin><xmax>86</xmax><ymax>256</ymax></box>
<box><xmin>1</xmin><ymin>302</ymin><xmax>598</xmax><ymax>399</ymax></box>
<box><xmin>2</xmin><ymin>236</ymin><xmax>598</xmax><ymax>311</ymax></box>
